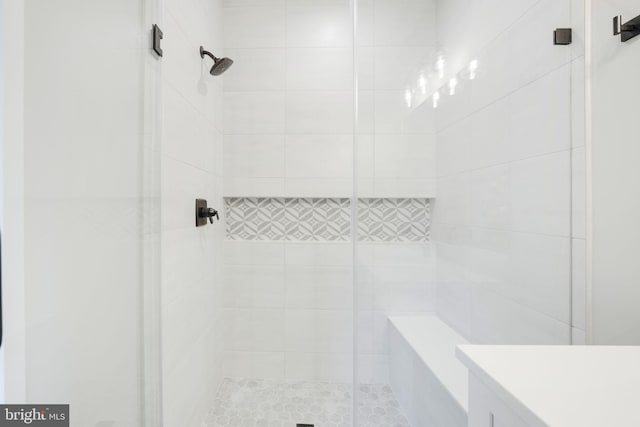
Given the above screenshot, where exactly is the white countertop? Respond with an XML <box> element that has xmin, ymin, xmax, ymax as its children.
<box><xmin>456</xmin><ymin>345</ymin><xmax>640</xmax><ymax>427</ymax></box>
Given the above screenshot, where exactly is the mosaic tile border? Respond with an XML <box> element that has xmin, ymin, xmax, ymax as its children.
<box><xmin>225</xmin><ymin>197</ymin><xmax>430</xmax><ymax>242</ymax></box>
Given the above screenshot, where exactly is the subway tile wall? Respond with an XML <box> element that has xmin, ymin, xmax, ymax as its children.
<box><xmin>432</xmin><ymin>0</ymin><xmax>586</xmax><ymax>345</ymax></box>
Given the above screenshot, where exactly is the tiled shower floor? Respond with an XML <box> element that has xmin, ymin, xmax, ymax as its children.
<box><xmin>203</xmin><ymin>378</ymin><xmax>411</xmax><ymax>427</ymax></box>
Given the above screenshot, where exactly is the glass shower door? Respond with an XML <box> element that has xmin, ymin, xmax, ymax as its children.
<box><xmin>353</xmin><ymin>0</ymin><xmax>437</xmax><ymax>425</ymax></box>
<box><xmin>12</xmin><ymin>0</ymin><xmax>163</xmax><ymax>425</ymax></box>
<box><xmin>353</xmin><ymin>0</ymin><xmax>582</xmax><ymax>425</ymax></box>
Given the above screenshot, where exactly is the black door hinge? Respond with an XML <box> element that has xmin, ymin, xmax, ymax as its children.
<box><xmin>553</xmin><ymin>28</ymin><xmax>572</xmax><ymax>45</ymax></box>
<box><xmin>152</xmin><ymin>24</ymin><xmax>163</xmax><ymax>57</ymax></box>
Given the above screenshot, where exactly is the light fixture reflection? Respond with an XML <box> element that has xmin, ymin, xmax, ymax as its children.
<box><xmin>433</xmin><ymin>90</ymin><xmax>440</xmax><ymax>109</ymax></box>
<box><xmin>469</xmin><ymin>59</ymin><xmax>479</xmax><ymax>80</ymax></box>
<box><xmin>405</xmin><ymin>88</ymin><xmax>413</xmax><ymax>108</ymax></box>
<box><xmin>419</xmin><ymin>74</ymin><xmax>427</xmax><ymax>94</ymax></box>
<box><xmin>448</xmin><ymin>77</ymin><xmax>458</xmax><ymax>96</ymax></box>
<box><xmin>436</xmin><ymin>56</ymin><xmax>445</xmax><ymax>79</ymax></box>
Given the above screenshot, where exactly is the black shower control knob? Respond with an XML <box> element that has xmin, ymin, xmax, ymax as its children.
<box><xmin>195</xmin><ymin>199</ymin><xmax>221</xmax><ymax>227</ymax></box>
<box><xmin>199</xmin><ymin>207</ymin><xmax>219</xmax><ymax>223</ymax></box>
<box><xmin>206</xmin><ymin>208</ymin><xmax>219</xmax><ymax>224</ymax></box>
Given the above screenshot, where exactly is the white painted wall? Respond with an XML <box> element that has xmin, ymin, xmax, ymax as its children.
<box><xmin>432</xmin><ymin>0</ymin><xmax>586</xmax><ymax>345</ymax></box>
<box><xmin>588</xmin><ymin>0</ymin><xmax>640</xmax><ymax>344</ymax></box>
<box><xmin>160</xmin><ymin>0</ymin><xmax>226</xmax><ymax>425</ymax></box>
<box><xmin>21</xmin><ymin>0</ymin><xmax>147</xmax><ymax>424</ymax></box>
<box><xmin>0</xmin><ymin>0</ymin><xmax>26</xmax><ymax>403</ymax></box>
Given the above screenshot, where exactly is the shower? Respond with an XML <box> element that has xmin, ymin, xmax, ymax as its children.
<box><xmin>199</xmin><ymin>46</ymin><xmax>233</xmax><ymax>76</ymax></box>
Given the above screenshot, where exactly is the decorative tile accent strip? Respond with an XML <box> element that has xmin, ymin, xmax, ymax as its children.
<box><xmin>225</xmin><ymin>198</ymin><xmax>351</xmax><ymax>241</ymax></box>
<box><xmin>357</xmin><ymin>198</ymin><xmax>430</xmax><ymax>242</ymax></box>
<box><xmin>225</xmin><ymin>197</ymin><xmax>430</xmax><ymax>242</ymax></box>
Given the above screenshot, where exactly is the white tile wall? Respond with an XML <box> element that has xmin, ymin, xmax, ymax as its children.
<box><xmin>373</xmin><ymin>0</ymin><xmax>436</xmax><ymax>47</ymax></box>
<box><xmin>286</xmin><ymin>3</ymin><xmax>352</xmax><ymax>48</ymax></box>
<box><xmin>223</xmin><ymin>0</ymin><xmax>437</xmax><ymax>199</ymax></box>
<box><xmin>222</xmin><ymin>239</ymin><xmax>436</xmax><ymax>383</ymax></box>
<box><xmin>357</xmin><ymin>243</ymin><xmax>437</xmax><ymax>383</ymax></box>
<box><xmin>222</xmin><ymin>0</ymin><xmax>354</xmax><ymax>197</ymax></box>
<box><xmin>432</xmin><ymin>0</ymin><xmax>584</xmax><ymax>345</ymax></box>
<box><xmin>285</xmin><ymin>135</ymin><xmax>353</xmax><ymax>178</ymax></box>
<box><xmin>224</xmin><ymin>92</ymin><xmax>286</xmax><ymax>134</ymax></box>
<box><xmin>286</xmin><ymin>91</ymin><xmax>354</xmax><ymax>134</ymax></box>
<box><xmin>223</xmin><ymin>6</ymin><xmax>286</xmax><ymax>48</ymax></box>
<box><xmin>218</xmin><ymin>0</ymin><xmax>585</xmax><ymax>388</ymax></box>
<box><xmin>286</xmin><ymin>48</ymin><xmax>353</xmax><ymax>91</ymax></box>
<box><xmin>160</xmin><ymin>3</ymin><xmax>226</xmax><ymax>426</ymax></box>
<box><xmin>222</xmin><ymin>241</ymin><xmax>354</xmax><ymax>381</ymax></box>
<box><xmin>223</xmin><ymin>48</ymin><xmax>286</xmax><ymax>91</ymax></box>
<box><xmin>223</xmin><ymin>135</ymin><xmax>285</xmax><ymax>178</ymax></box>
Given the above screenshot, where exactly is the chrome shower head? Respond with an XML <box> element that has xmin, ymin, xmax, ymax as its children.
<box><xmin>200</xmin><ymin>46</ymin><xmax>234</xmax><ymax>76</ymax></box>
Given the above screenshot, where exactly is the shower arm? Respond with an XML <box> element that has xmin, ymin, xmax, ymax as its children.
<box><xmin>200</xmin><ymin>46</ymin><xmax>219</xmax><ymax>62</ymax></box>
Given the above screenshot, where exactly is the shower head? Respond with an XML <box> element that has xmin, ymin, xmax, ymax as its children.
<box><xmin>200</xmin><ymin>46</ymin><xmax>234</xmax><ymax>76</ymax></box>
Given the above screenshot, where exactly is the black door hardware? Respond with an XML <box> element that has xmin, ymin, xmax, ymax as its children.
<box><xmin>196</xmin><ymin>199</ymin><xmax>219</xmax><ymax>227</ymax></box>
<box><xmin>614</xmin><ymin>14</ymin><xmax>640</xmax><ymax>42</ymax></box>
<box><xmin>554</xmin><ymin>28</ymin><xmax>572</xmax><ymax>45</ymax></box>
<box><xmin>152</xmin><ymin>24</ymin><xmax>163</xmax><ymax>57</ymax></box>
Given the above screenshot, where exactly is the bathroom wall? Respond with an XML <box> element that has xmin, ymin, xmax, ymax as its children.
<box><xmin>160</xmin><ymin>0</ymin><xmax>226</xmax><ymax>425</ymax></box>
<box><xmin>0</xmin><ymin>0</ymin><xmax>27</xmax><ymax>402</ymax></box>
<box><xmin>432</xmin><ymin>0</ymin><xmax>586</xmax><ymax>344</ymax></box>
<box><xmin>589</xmin><ymin>0</ymin><xmax>640</xmax><ymax>345</ymax></box>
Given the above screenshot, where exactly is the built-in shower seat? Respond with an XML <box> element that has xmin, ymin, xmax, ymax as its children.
<box><xmin>388</xmin><ymin>315</ymin><xmax>469</xmax><ymax>427</ymax></box>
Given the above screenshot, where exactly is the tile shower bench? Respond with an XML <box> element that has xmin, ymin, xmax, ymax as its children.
<box><xmin>388</xmin><ymin>315</ymin><xmax>469</xmax><ymax>427</ymax></box>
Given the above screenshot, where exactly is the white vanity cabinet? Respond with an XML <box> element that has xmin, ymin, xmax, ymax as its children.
<box><xmin>456</xmin><ymin>345</ymin><xmax>640</xmax><ymax>427</ymax></box>
<box><xmin>468</xmin><ymin>373</ymin><xmax>529</xmax><ymax>427</ymax></box>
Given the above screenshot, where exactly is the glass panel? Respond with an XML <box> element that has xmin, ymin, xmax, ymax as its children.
<box><xmin>207</xmin><ymin>0</ymin><xmax>356</xmax><ymax>425</ymax></box>
<box><xmin>15</xmin><ymin>0</ymin><xmax>161</xmax><ymax>424</ymax></box>
<box><xmin>354</xmin><ymin>0</ymin><xmax>437</xmax><ymax>424</ymax></box>
<box><xmin>589</xmin><ymin>0</ymin><xmax>640</xmax><ymax>344</ymax></box>
<box><xmin>354</xmin><ymin>0</ymin><xmax>581</xmax><ymax>425</ymax></box>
